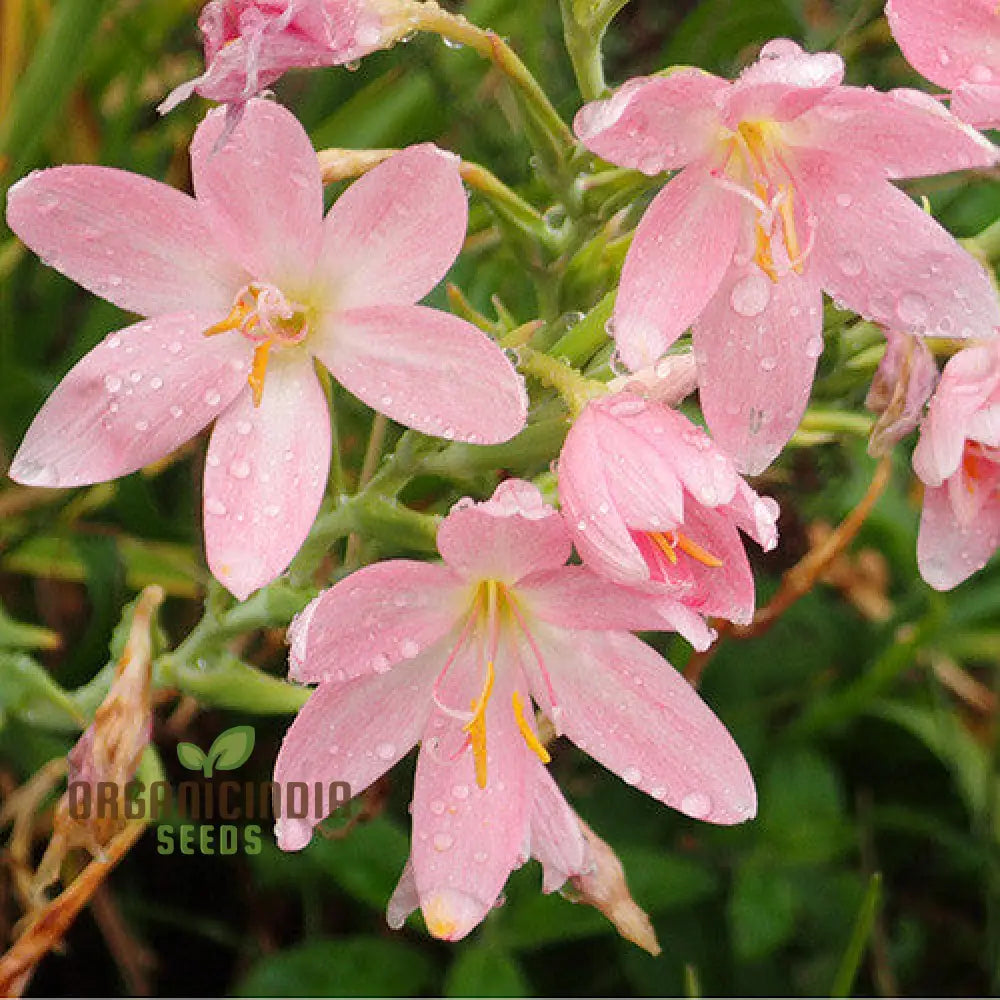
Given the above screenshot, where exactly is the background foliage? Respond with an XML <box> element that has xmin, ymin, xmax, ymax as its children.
<box><xmin>1</xmin><ymin>0</ymin><xmax>999</xmax><ymax>995</ymax></box>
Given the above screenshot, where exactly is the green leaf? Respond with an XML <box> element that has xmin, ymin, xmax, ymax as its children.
<box><xmin>0</xmin><ymin>602</ymin><xmax>60</xmax><ymax>652</ymax></box>
<box><xmin>729</xmin><ymin>862</ymin><xmax>799</xmax><ymax>960</ymax></box>
<box><xmin>206</xmin><ymin>724</ymin><xmax>256</xmax><ymax>774</ymax></box>
<box><xmin>176</xmin><ymin>742</ymin><xmax>206</xmax><ymax>772</ymax></box>
<box><xmin>830</xmin><ymin>873</ymin><xmax>883</xmax><ymax>998</ymax></box>
<box><xmin>233</xmin><ymin>937</ymin><xmax>434</xmax><ymax>997</ymax></box>
<box><xmin>444</xmin><ymin>944</ymin><xmax>530</xmax><ymax>997</ymax></box>
<box><xmin>0</xmin><ymin>651</ymin><xmax>84</xmax><ymax>731</ymax></box>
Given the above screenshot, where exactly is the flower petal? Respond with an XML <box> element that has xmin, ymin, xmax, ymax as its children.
<box><xmin>316</xmin><ymin>303</ymin><xmax>526</xmax><ymax>444</ymax></box>
<box><xmin>612</xmin><ymin>163</ymin><xmax>744</xmax><ymax>371</ymax></box>
<box><xmin>917</xmin><ymin>483</ymin><xmax>1000</xmax><ymax>590</ymax></box>
<box><xmin>722</xmin><ymin>40</ymin><xmax>844</xmax><ymax>126</ymax></box>
<box><xmin>313</xmin><ymin>144</ymin><xmax>468</xmax><ymax>310</ymax></box>
<box><xmin>272</xmin><ymin>662</ymin><xmax>437</xmax><ymax>851</ymax></box>
<box><xmin>913</xmin><ymin>344</ymin><xmax>1000</xmax><ymax>485</ymax></box>
<box><xmin>789</xmin><ymin>85</ymin><xmax>998</xmax><ymax>179</ymax></box>
<box><xmin>9</xmin><ymin>312</ymin><xmax>250</xmax><ymax>488</ymax></box>
<box><xmin>798</xmin><ymin>150</ymin><xmax>1000</xmax><ymax>340</ymax></box>
<box><xmin>5</xmin><ymin>167</ymin><xmax>243</xmax><ymax>316</ymax></box>
<box><xmin>532</xmin><ymin>627</ymin><xmax>756</xmax><ymax>825</ymax></box>
<box><xmin>695</xmin><ymin>262</ymin><xmax>823</xmax><ymax>475</ymax></box>
<box><xmin>518</xmin><ymin>565</ymin><xmax>695</xmax><ymax>633</ymax></box>
<box><xmin>436</xmin><ymin>479</ymin><xmax>572</xmax><ymax>584</ymax></box>
<box><xmin>411</xmin><ymin>662</ymin><xmax>532</xmax><ymax>941</ymax></box>
<box><xmin>886</xmin><ymin>0</ymin><xmax>1000</xmax><ymax>92</ymax></box>
<box><xmin>573</xmin><ymin>70</ymin><xmax>728</xmax><ymax>174</ymax></box>
<box><xmin>203</xmin><ymin>355</ymin><xmax>330</xmax><ymax>599</ymax></box>
<box><xmin>951</xmin><ymin>81</ymin><xmax>1000</xmax><ymax>129</ymax></box>
<box><xmin>287</xmin><ymin>560</ymin><xmax>466</xmax><ymax>683</ymax></box>
<box><xmin>529</xmin><ymin>766</ymin><xmax>588</xmax><ymax>892</ymax></box>
<box><xmin>191</xmin><ymin>98</ymin><xmax>324</xmax><ymax>287</ymax></box>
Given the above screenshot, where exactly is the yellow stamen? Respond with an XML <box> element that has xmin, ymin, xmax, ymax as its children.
<box><xmin>672</xmin><ymin>532</ymin><xmax>724</xmax><ymax>568</ymax></box>
<box><xmin>423</xmin><ymin>896</ymin><xmax>458</xmax><ymax>939</ymax></box>
<box><xmin>248</xmin><ymin>341</ymin><xmax>271</xmax><ymax>408</ymax></box>
<box><xmin>650</xmin><ymin>531</ymin><xmax>678</xmax><ymax>564</ymax></box>
<box><xmin>650</xmin><ymin>531</ymin><xmax>724</xmax><ymax>569</ymax></box>
<box><xmin>777</xmin><ymin>185</ymin><xmax>803</xmax><ymax>274</ymax></box>
<box><xmin>463</xmin><ymin>659</ymin><xmax>495</xmax><ymax>789</ymax></box>
<box><xmin>511</xmin><ymin>690</ymin><xmax>551</xmax><ymax>764</ymax></box>
<box><xmin>203</xmin><ymin>299</ymin><xmax>251</xmax><ymax>338</ymax></box>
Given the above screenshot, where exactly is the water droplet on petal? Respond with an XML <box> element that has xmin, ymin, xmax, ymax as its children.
<box><xmin>680</xmin><ymin>791</ymin><xmax>712</xmax><ymax>818</ymax></box>
<box><xmin>759</xmin><ymin>356</ymin><xmax>778</xmax><ymax>372</ymax></box>
<box><xmin>622</xmin><ymin>766</ymin><xmax>642</xmax><ymax>786</ymax></box>
<box><xmin>229</xmin><ymin>459</ymin><xmax>251</xmax><ymax>480</ymax></box>
<box><xmin>896</xmin><ymin>291</ymin><xmax>930</xmax><ymax>327</ymax></box>
<box><xmin>837</xmin><ymin>252</ymin><xmax>863</xmax><ymax>277</ymax></box>
<box><xmin>372</xmin><ymin>654</ymin><xmax>390</xmax><ymax>673</ymax></box>
<box><xmin>204</xmin><ymin>389</ymin><xmax>221</xmax><ymax>406</ymax></box>
<box><xmin>730</xmin><ymin>273</ymin><xmax>771</xmax><ymax>318</ymax></box>
<box><xmin>375</xmin><ymin>742</ymin><xmax>395</xmax><ymax>761</ymax></box>
<box><xmin>430</xmin><ymin>799</ymin><xmax>446</xmax><ymax>815</ymax></box>
<box><xmin>104</xmin><ymin>374</ymin><xmax>122</xmax><ymax>393</ymax></box>
<box><xmin>236</xmin><ymin>420</ymin><xmax>253</xmax><ymax>436</ymax></box>
<box><xmin>400</xmin><ymin>639</ymin><xmax>419</xmax><ymax>659</ymax></box>
<box><xmin>433</xmin><ymin>832</ymin><xmax>454</xmax><ymax>852</ymax></box>
<box><xmin>970</xmin><ymin>63</ymin><xmax>994</xmax><ymax>83</ymax></box>
<box><xmin>205</xmin><ymin>498</ymin><xmax>227</xmax><ymax>516</ymax></box>
<box><xmin>834</xmin><ymin>192</ymin><xmax>853</xmax><ymax>208</ymax></box>
<box><xmin>452</xmin><ymin>784</ymin><xmax>469</xmax><ymax>800</ymax></box>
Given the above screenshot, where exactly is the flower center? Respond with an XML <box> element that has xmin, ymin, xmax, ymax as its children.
<box><xmin>717</xmin><ymin>120</ymin><xmax>811</xmax><ymax>281</ymax></box>
<box><xmin>434</xmin><ymin>579</ymin><xmax>553</xmax><ymax>789</ymax></box>
<box><xmin>203</xmin><ymin>282</ymin><xmax>310</xmax><ymax>406</ymax></box>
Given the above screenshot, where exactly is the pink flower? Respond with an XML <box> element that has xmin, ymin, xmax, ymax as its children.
<box><xmin>912</xmin><ymin>340</ymin><xmax>1000</xmax><ymax>589</ymax></box>
<box><xmin>887</xmin><ymin>0</ymin><xmax>1000</xmax><ymax>129</ymax></box>
<box><xmin>5</xmin><ymin>99</ymin><xmax>526</xmax><ymax>599</ymax></box>
<box><xmin>159</xmin><ymin>0</ymin><xmax>407</xmax><ymax>113</ymax></box>
<box><xmin>558</xmin><ymin>394</ymin><xmax>779</xmax><ymax>650</ymax></box>
<box><xmin>575</xmin><ymin>39</ymin><xmax>999</xmax><ymax>473</ymax></box>
<box><xmin>274</xmin><ymin>479</ymin><xmax>755</xmax><ymax>940</ymax></box>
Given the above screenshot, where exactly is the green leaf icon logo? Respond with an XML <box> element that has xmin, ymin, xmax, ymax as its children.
<box><xmin>176</xmin><ymin>726</ymin><xmax>255</xmax><ymax>777</ymax></box>
<box><xmin>177</xmin><ymin>742</ymin><xmax>206</xmax><ymax>772</ymax></box>
<box><xmin>205</xmin><ymin>725</ymin><xmax>256</xmax><ymax>776</ymax></box>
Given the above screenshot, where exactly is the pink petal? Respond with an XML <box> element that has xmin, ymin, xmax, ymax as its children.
<box><xmin>573</xmin><ymin>70</ymin><xmax>728</xmax><ymax>174</ymax></box>
<box><xmin>287</xmin><ymin>560</ymin><xmax>466</xmax><ymax>683</ymax></box>
<box><xmin>724</xmin><ymin>481</ymin><xmax>781</xmax><ymax>553</ymax></box>
<box><xmin>313</xmin><ymin>144</ymin><xmax>468</xmax><ymax>310</ymax></box>
<box><xmin>387</xmin><ymin>857</ymin><xmax>420</xmax><ymax>930</ymax></box>
<box><xmin>203</xmin><ymin>356</ymin><xmax>330</xmax><ymax>599</ymax></box>
<box><xmin>517</xmin><ymin>565</ymin><xmax>694</xmax><ymax>633</ymax></box>
<box><xmin>5</xmin><ymin>167</ymin><xmax>243</xmax><ymax>317</ymax></box>
<box><xmin>722</xmin><ymin>40</ymin><xmax>844</xmax><ymax>127</ymax></box>
<box><xmin>951</xmin><ymin>81</ymin><xmax>1000</xmax><ymax>128</ymax></box>
<box><xmin>272</xmin><ymin>662</ymin><xmax>437</xmax><ymax>851</ymax></box>
<box><xmin>530</xmin><ymin>626</ymin><xmax>756</xmax><ymax>825</ymax></box>
<box><xmin>315</xmin><ymin>303</ymin><xmax>526</xmax><ymax>445</ymax></box>
<box><xmin>191</xmin><ymin>99</ymin><xmax>324</xmax><ymax>288</ymax></box>
<box><xmin>436</xmin><ymin>479</ymin><xmax>572</xmax><ymax>584</ymax></box>
<box><xmin>886</xmin><ymin>0</ymin><xmax>1000</xmax><ymax>92</ymax></box>
<box><xmin>9</xmin><ymin>312</ymin><xmax>250</xmax><ymax>488</ymax></box>
<box><xmin>913</xmin><ymin>344</ymin><xmax>1000</xmax><ymax>485</ymax></box>
<box><xmin>529</xmin><ymin>766</ymin><xmax>588</xmax><ymax>892</ymax></box>
<box><xmin>695</xmin><ymin>262</ymin><xmax>824</xmax><ymax>475</ymax></box>
<box><xmin>798</xmin><ymin>151</ymin><xmax>1000</xmax><ymax>339</ymax></box>
<box><xmin>917</xmin><ymin>483</ymin><xmax>1000</xmax><ymax>590</ymax></box>
<box><xmin>788</xmin><ymin>85</ymin><xmax>998</xmax><ymax>179</ymax></box>
<box><xmin>558</xmin><ymin>406</ymin><xmax>650</xmax><ymax>584</ymax></box>
<box><xmin>577</xmin><ymin>399</ymin><xmax>686</xmax><ymax>530</ymax></box>
<box><xmin>411</xmin><ymin>663</ymin><xmax>532</xmax><ymax>941</ymax></box>
<box><xmin>613</xmin><ymin>162</ymin><xmax>744</xmax><ymax>371</ymax></box>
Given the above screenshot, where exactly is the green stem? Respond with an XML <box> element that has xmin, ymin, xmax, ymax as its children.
<box><xmin>965</xmin><ymin>215</ymin><xmax>1000</xmax><ymax>265</ymax></box>
<box><xmin>798</xmin><ymin>409</ymin><xmax>875</xmax><ymax>437</ymax></box>
<box><xmin>519</xmin><ymin>347</ymin><xmax>607</xmax><ymax>416</ymax></box>
<box><xmin>558</xmin><ymin>0</ymin><xmax>607</xmax><ymax>101</ymax></box>
<box><xmin>830</xmin><ymin>873</ymin><xmax>883</xmax><ymax>998</ymax></box>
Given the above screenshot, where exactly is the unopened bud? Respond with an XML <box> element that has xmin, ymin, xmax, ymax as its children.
<box><xmin>866</xmin><ymin>330</ymin><xmax>937</xmax><ymax>456</ymax></box>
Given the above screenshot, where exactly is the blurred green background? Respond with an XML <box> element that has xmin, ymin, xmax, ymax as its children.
<box><xmin>2</xmin><ymin>0</ymin><xmax>1000</xmax><ymax>995</ymax></box>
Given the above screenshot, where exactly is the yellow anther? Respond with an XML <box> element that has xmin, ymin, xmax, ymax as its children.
<box><xmin>423</xmin><ymin>897</ymin><xmax>458</xmax><ymax>939</ymax></box>
<box><xmin>463</xmin><ymin>659</ymin><xmax>495</xmax><ymax>789</ymax></box>
<box><xmin>248</xmin><ymin>341</ymin><xmax>271</xmax><ymax>408</ymax></box>
<box><xmin>203</xmin><ymin>299</ymin><xmax>252</xmax><ymax>338</ymax></box>
<box><xmin>650</xmin><ymin>531</ymin><xmax>724</xmax><ymax>569</ymax></box>
<box><xmin>511</xmin><ymin>690</ymin><xmax>551</xmax><ymax>764</ymax></box>
<box><xmin>777</xmin><ymin>185</ymin><xmax>804</xmax><ymax>274</ymax></box>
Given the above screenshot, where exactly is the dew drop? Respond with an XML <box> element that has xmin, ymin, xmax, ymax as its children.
<box><xmin>433</xmin><ymin>832</ymin><xmax>454</xmax><ymax>852</ymax></box>
<box><xmin>970</xmin><ymin>63</ymin><xmax>994</xmax><ymax>83</ymax></box>
<box><xmin>730</xmin><ymin>273</ymin><xmax>771</xmax><ymax>318</ymax></box>
<box><xmin>452</xmin><ymin>784</ymin><xmax>469</xmax><ymax>800</ymax></box>
<box><xmin>837</xmin><ymin>251</ymin><xmax>863</xmax><ymax>277</ymax></box>
<box><xmin>134</xmin><ymin>419</ymin><xmax>149</xmax><ymax>432</ymax></box>
<box><xmin>805</xmin><ymin>335</ymin><xmax>824</xmax><ymax>359</ymax></box>
<box><xmin>149</xmin><ymin>375</ymin><xmax>164</xmax><ymax>390</ymax></box>
<box><xmin>622</xmin><ymin>766</ymin><xmax>642</xmax><ymax>786</ymax></box>
<box><xmin>896</xmin><ymin>291</ymin><xmax>930</xmax><ymax>327</ymax></box>
<box><xmin>106</xmin><ymin>334</ymin><xmax>122</xmax><ymax>349</ymax></box>
<box><xmin>205</xmin><ymin>498</ymin><xmax>227</xmax><ymax>516</ymax></box>
<box><xmin>236</xmin><ymin>420</ymin><xmax>253</xmax><ymax>436</ymax></box>
<box><xmin>375</xmin><ymin>742</ymin><xmax>395</xmax><ymax>761</ymax></box>
<box><xmin>204</xmin><ymin>389</ymin><xmax>222</xmax><ymax>406</ymax></box>
<box><xmin>104</xmin><ymin>374</ymin><xmax>123</xmax><ymax>392</ymax></box>
<box><xmin>229</xmin><ymin>459</ymin><xmax>251</xmax><ymax>480</ymax></box>
<box><xmin>834</xmin><ymin>192</ymin><xmax>853</xmax><ymax>208</ymax></box>
<box><xmin>372</xmin><ymin>653</ymin><xmax>390</xmax><ymax>673</ymax></box>
<box><xmin>474</xmin><ymin>850</ymin><xmax>488</xmax><ymax>863</ymax></box>
<box><xmin>759</xmin><ymin>355</ymin><xmax>778</xmax><ymax>372</ymax></box>
<box><xmin>430</xmin><ymin>799</ymin><xmax>446</xmax><ymax>815</ymax></box>
<box><xmin>167</xmin><ymin>340</ymin><xmax>182</xmax><ymax>354</ymax></box>
<box><xmin>680</xmin><ymin>791</ymin><xmax>712</xmax><ymax>818</ymax></box>
<box><xmin>400</xmin><ymin>639</ymin><xmax>420</xmax><ymax>659</ymax></box>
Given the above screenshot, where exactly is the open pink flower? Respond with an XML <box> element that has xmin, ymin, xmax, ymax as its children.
<box><xmin>159</xmin><ymin>0</ymin><xmax>409</xmax><ymax>113</ymax></box>
<box><xmin>912</xmin><ymin>340</ymin><xmax>1000</xmax><ymax>589</ymax></box>
<box><xmin>887</xmin><ymin>0</ymin><xmax>1000</xmax><ymax>129</ymax></box>
<box><xmin>575</xmin><ymin>39</ymin><xmax>999</xmax><ymax>473</ymax></box>
<box><xmin>558</xmin><ymin>394</ymin><xmax>779</xmax><ymax>650</ymax></box>
<box><xmin>274</xmin><ymin>479</ymin><xmax>755</xmax><ymax>940</ymax></box>
<box><xmin>5</xmin><ymin>98</ymin><xmax>526</xmax><ymax>599</ymax></box>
